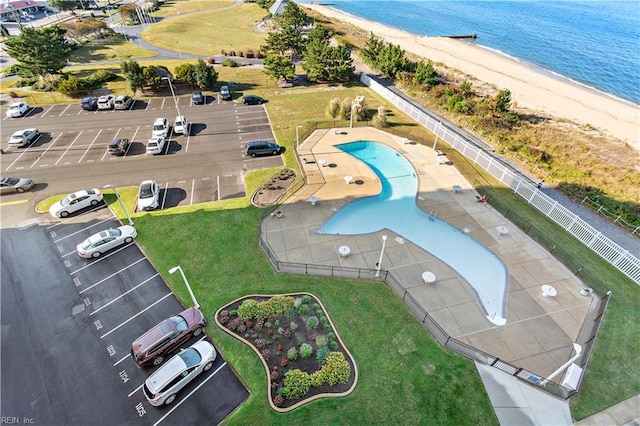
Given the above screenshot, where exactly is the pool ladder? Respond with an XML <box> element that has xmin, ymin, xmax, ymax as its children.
<box><xmin>429</xmin><ymin>210</ymin><xmax>438</xmax><ymax>221</ymax></box>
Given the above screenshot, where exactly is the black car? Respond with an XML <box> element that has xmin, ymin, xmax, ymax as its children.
<box><xmin>191</xmin><ymin>90</ymin><xmax>204</xmax><ymax>105</ymax></box>
<box><xmin>80</xmin><ymin>96</ymin><xmax>98</xmax><ymax>111</ymax></box>
<box><xmin>108</xmin><ymin>137</ymin><xmax>130</xmax><ymax>155</ymax></box>
<box><xmin>242</xmin><ymin>95</ymin><xmax>265</xmax><ymax>105</ymax></box>
<box><xmin>244</xmin><ymin>140</ymin><xmax>281</xmax><ymax>157</ymax></box>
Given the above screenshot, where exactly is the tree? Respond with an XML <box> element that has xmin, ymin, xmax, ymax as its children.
<box><xmin>48</xmin><ymin>0</ymin><xmax>79</xmax><ymax>12</ymax></box>
<box><xmin>174</xmin><ymin>63</ymin><xmax>197</xmax><ymax>85</ymax></box>
<box><xmin>413</xmin><ymin>60</ymin><xmax>439</xmax><ymax>86</ymax></box>
<box><xmin>325</xmin><ymin>45</ymin><xmax>354</xmax><ymax>82</ymax></box>
<box><xmin>3</xmin><ymin>26</ymin><xmax>73</xmax><ymax>77</ymax></box>
<box><xmin>494</xmin><ymin>89</ymin><xmax>512</xmax><ymax>113</ymax></box>
<box><xmin>376</xmin><ymin>43</ymin><xmax>410</xmax><ymax>80</ymax></box>
<box><xmin>256</xmin><ymin>0</ymin><xmax>275</xmax><ymax>10</ymax></box>
<box><xmin>306</xmin><ymin>25</ymin><xmax>333</xmax><ymax>45</ymax></box>
<box><xmin>0</xmin><ymin>24</ymin><xmax>9</xmax><ymax>38</ymax></box>
<box><xmin>274</xmin><ymin>2</ymin><xmax>307</xmax><ymax>32</ymax></box>
<box><xmin>261</xmin><ymin>31</ymin><xmax>289</xmax><ymax>56</ymax></box>
<box><xmin>119</xmin><ymin>3</ymin><xmax>138</xmax><ymax>24</ymax></box>
<box><xmin>360</xmin><ymin>33</ymin><xmax>385</xmax><ymax>67</ymax></box>
<box><xmin>302</xmin><ymin>38</ymin><xmax>329</xmax><ymax>81</ymax></box>
<box><xmin>263</xmin><ymin>54</ymin><xmax>294</xmax><ymax>82</ymax></box>
<box><xmin>303</xmin><ymin>38</ymin><xmax>353</xmax><ymax>83</ymax></box>
<box><xmin>143</xmin><ymin>65</ymin><xmax>165</xmax><ymax>90</ymax></box>
<box><xmin>194</xmin><ymin>59</ymin><xmax>218</xmax><ymax>90</ymax></box>
<box><xmin>120</xmin><ymin>60</ymin><xmax>145</xmax><ymax>93</ymax></box>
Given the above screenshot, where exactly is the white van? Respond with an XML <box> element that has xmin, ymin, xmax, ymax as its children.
<box><xmin>152</xmin><ymin>117</ymin><xmax>169</xmax><ymax>138</ymax></box>
<box><xmin>173</xmin><ymin>116</ymin><xmax>190</xmax><ymax>136</ymax></box>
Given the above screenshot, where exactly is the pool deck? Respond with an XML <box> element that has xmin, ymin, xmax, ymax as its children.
<box><xmin>261</xmin><ymin>127</ymin><xmax>604</xmax><ymax>424</ymax></box>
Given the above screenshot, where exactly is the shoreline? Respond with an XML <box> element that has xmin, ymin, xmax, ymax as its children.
<box><xmin>302</xmin><ymin>3</ymin><xmax>640</xmax><ymax>152</ymax></box>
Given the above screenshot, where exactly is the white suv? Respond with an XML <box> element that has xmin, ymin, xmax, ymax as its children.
<box><xmin>173</xmin><ymin>116</ymin><xmax>190</xmax><ymax>136</ymax></box>
<box><xmin>146</xmin><ymin>136</ymin><xmax>166</xmax><ymax>155</ymax></box>
<box><xmin>97</xmin><ymin>95</ymin><xmax>115</xmax><ymax>110</ymax></box>
<box><xmin>152</xmin><ymin>117</ymin><xmax>170</xmax><ymax>138</ymax></box>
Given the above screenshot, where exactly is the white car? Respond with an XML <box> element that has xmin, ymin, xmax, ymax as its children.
<box><xmin>143</xmin><ymin>341</ymin><xmax>217</xmax><ymax>406</ymax></box>
<box><xmin>146</xmin><ymin>136</ymin><xmax>166</xmax><ymax>155</ymax></box>
<box><xmin>8</xmin><ymin>129</ymin><xmax>39</xmax><ymax>147</ymax></box>
<box><xmin>152</xmin><ymin>117</ymin><xmax>170</xmax><ymax>138</ymax></box>
<box><xmin>77</xmin><ymin>225</ymin><xmax>137</xmax><ymax>258</ymax></box>
<box><xmin>6</xmin><ymin>102</ymin><xmax>30</xmax><ymax>118</ymax></box>
<box><xmin>173</xmin><ymin>116</ymin><xmax>190</xmax><ymax>136</ymax></box>
<box><xmin>97</xmin><ymin>95</ymin><xmax>115</xmax><ymax>110</ymax></box>
<box><xmin>137</xmin><ymin>180</ymin><xmax>159</xmax><ymax>211</ymax></box>
<box><xmin>49</xmin><ymin>189</ymin><xmax>103</xmax><ymax>218</ymax></box>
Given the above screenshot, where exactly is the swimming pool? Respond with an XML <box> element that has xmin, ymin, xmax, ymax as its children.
<box><xmin>318</xmin><ymin>141</ymin><xmax>509</xmax><ymax>326</ymax></box>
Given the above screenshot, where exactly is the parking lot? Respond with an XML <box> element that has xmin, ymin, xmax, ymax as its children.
<box><xmin>2</xmin><ymin>94</ymin><xmax>284</xmax><ymax>207</ymax></box>
<box><xmin>1</xmin><ymin>206</ymin><xmax>249</xmax><ymax>424</ymax></box>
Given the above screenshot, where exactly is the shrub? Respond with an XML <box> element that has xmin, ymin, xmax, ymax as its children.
<box><xmin>261</xmin><ymin>349</ymin><xmax>270</xmax><ymax>361</ymax></box>
<box><xmin>237</xmin><ymin>299</ymin><xmax>259</xmax><ymax>320</ymax></box>
<box><xmin>238</xmin><ymin>51</ymin><xmax>244</xmax><ymax>57</ymax></box>
<box><xmin>207</xmin><ymin>56</ymin><xmax>216</xmax><ymax>64</ymax></box>
<box><xmin>254</xmin><ymin>338</ymin><xmax>267</xmax><ymax>349</ymax></box>
<box><xmin>301</xmin><ymin>295</ymin><xmax>311</xmax><ymax>304</ymax></box>
<box><xmin>270</xmin><ymin>369</ymin><xmax>279</xmax><ymax>380</ymax></box>
<box><xmin>229</xmin><ymin>309</ymin><xmax>237</xmax><ymax>316</ymax></box>
<box><xmin>227</xmin><ymin>316</ymin><xmax>244</xmax><ymax>332</ymax></box>
<box><xmin>85</xmin><ymin>68</ymin><xmax>116</xmax><ymax>84</ymax></box>
<box><xmin>220</xmin><ymin>49</ymin><xmax>227</xmax><ymax>55</ymax></box>
<box><xmin>290</xmin><ymin>321</ymin><xmax>298</xmax><ymax>331</ymax></box>
<box><xmin>306</xmin><ymin>316</ymin><xmax>319</xmax><ymax>329</ymax></box>
<box><xmin>273</xmin><ymin>395</ymin><xmax>285</xmax><ymax>406</ymax></box>
<box><xmin>283</xmin><ymin>369</ymin><xmax>311</xmax><ymax>399</ymax></box>
<box><xmin>277</xmin><ymin>386</ymin><xmax>286</xmax><ymax>396</ymax></box>
<box><xmin>294</xmin><ymin>332</ymin><xmax>305</xmax><ymax>345</ymax></box>
<box><xmin>245</xmin><ymin>48</ymin><xmax>255</xmax><ymax>58</ymax></box>
<box><xmin>315</xmin><ymin>334</ymin><xmax>328</xmax><ymax>347</ymax></box>
<box><xmin>246</xmin><ymin>320</ymin><xmax>253</xmax><ymax>328</ymax></box>
<box><xmin>327</xmin><ymin>332</ymin><xmax>335</xmax><ymax>341</ymax></box>
<box><xmin>321</xmin><ymin>352</ymin><xmax>351</xmax><ymax>385</ymax></box>
<box><xmin>310</xmin><ymin>370</ymin><xmax>324</xmax><ymax>387</ymax></box>
<box><xmin>293</xmin><ymin>297</ymin><xmax>303</xmax><ymax>308</ymax></box>
<box><xmin>287</xmin><ymin>347</ymin><xmax>298</xmax><ymax>361</ymax></box>
<box><xmin>277</xmin><ymin>327</ymin><xmax>285</xmax><ymax>335</ymax></box>
<box><xmin>316</xmin><ymin>309</ymin><xmax>323</xmax><ymax>317</ymax></box>
<box><xmin>300</xmin><ymin>343</ymin><xmax>313</xmax><ymax>359</ymax></box>
<box><xmin>283</xmin><ymin>328</ymin><xmax>292</xmax><ymax>338</ymax></box>
<box><xmin>264</xmin><ymin>321</ymin><xmax>272</xmax><ymax>328</ymax></box>
<box><xmin>312</xmin><ymin>303</ymin><xmax>320</xmax><ymax>311</ymax></box>
<box><xmin>280</xmin><ymin>358</ymin><xmax>288</xmax><ymax>367</ymax></box>
<box><xmin>256</xmin><ymin>50</ymin><xmax>266</xmax><ymax>59</ymax></box>
<box><xmin>326</xmin><ymin>98</ymin><xmax>340</xmax><ymax>118</ymax></box>
<box><xmin>329</xmin><ymin>340</ymin><xmax>339</xmax><ymax>351</ymax></box>
<box><xmin>274</xmin><ymin>319</ymin><xmax>280</xmax><ymax>326</ymax></box>
<box><xmin>372</xmin><ymin>105</ymin><xmax>389</xmax><ymax>128</ymax></box>
<box><xmin>255</xmin><ymin>319</ymin><xmax>264</xmax><ymax>329</ymax></box>
<box><xmin>57</xmin><ymin>75</ymin><xmax>84</xmax><ymax>96</ymax></box>
<box><xmin>320</xmin><ymin>316</ymin><xmax>328</xmax><ymax>325</ymax></box>
<box><xmin>223</xmin><ymin>58</ymin><xmax>239</xmax><ymax>67</ymax></box>
<box><xmin>316</xmin><ymin>346</ymin><xmax>330</xmax><ymax>365</ymax></box>
<box><xmin>219</xmin><ymin>310</ymin><xmax>229</xmax><ymax>324</ymax></box>
<box><xmin>284</xmin><ymin>307</ymin><xmax>296</xmax><ymax>318</ymax></box>
<box><xmin>298</xmin><ymin>305</ymin><xmax>309</xmax><ymax>316</ymax></box>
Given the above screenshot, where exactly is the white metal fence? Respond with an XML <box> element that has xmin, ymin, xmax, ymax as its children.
<box><xmin>361</xmin><ymin>73</ymin><xmax>640</xmax><ymax>284</ymax></box>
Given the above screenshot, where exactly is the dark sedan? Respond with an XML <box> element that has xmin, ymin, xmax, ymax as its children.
<box><xmin>192</xmin><ymin>90</ymin><xmax>204</xmax><ymax>105</ymax></box>
<box><xmin>242</xmin><ymin>95</ymin><xmax>265</xmax><ymax>105</ymax></box>
<box><xmin>80</xmin><ymin>96</ymin><xmax>98</xmax><ymax>111</ymax></box>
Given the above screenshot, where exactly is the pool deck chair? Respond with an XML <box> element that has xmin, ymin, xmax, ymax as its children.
<box><xmin>453</xmin><ymin>185</ymin><xmax>462</xmax><ymax>193</ymax></box>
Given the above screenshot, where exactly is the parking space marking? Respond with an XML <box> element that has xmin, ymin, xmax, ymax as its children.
<box><xmin>41</xmin><ymin>105</ymin><xmax>56</xmax><ymax>118</ymax></box>
<box><xmin>78</xmin><ymin>129</ymin><xmax>103</xmax><ymax>163</ymax></box>
<box><xmin>217</xmin><ymin>176</ymin><xmax>221</xmax><ymax>201</ymax></box>
<box><xmin>4</xmin><ymin>134</ymin><xmax>43</xmax><ymax>171</ymax></box>
<box><xmin>153</xmin><ymin>362</ymin><xmax>228</xmax><ymax>426</ymax></box>
<box><xmin>101</xmin><ymin>128</ymin><xmax>123</xmax><ymax>161</ymax></box>
<box><xmin>190</xmin><ymin>179</ymin><xmax>195</xmax><ymax>205</ymax></box>
<box><xmin>100</xmin><ymin>292</ymin><xmax>172</xmax><ymax>339</ymax></box>
<box><xmin>53</xmin><ymin>217</ymin><xmax>112</xmax><ymax>243</ymax></box>
<box><xmin>30</xmin><ymin>132</ymin><xmax>63</xmax><ymax>168</ymax></box>
<box><xmin>70</xmin><ymin>243</ymin><xmax>137</xmax><ymax>275</ymax></box>
<box><xmin>90</xmin><ymin>273</ymin><xmax>159</xmax><ymax>316</ymax></box>
<box><xmin>78</xmin><ymin>257</ymin><xmax>146</xmax><ymax>293</ymax></box>
<box><xmin>58</xmin><ymin>104</ymin><xmax>71</xmax><ymax>117</ymax></box>
<box><xmin>54</xmin><ymin>131</ymin><xmax>83</xmax><ymax>165</ymax></box>
<box><xmin>185</xmin><ymin>134</ymin><xmax>191</xmax><ymax>153</ymax></box>
<box><xmin>0</xmin><ymin>199</ymin><xmax>29</xmax><ymax>206</ymax></box>
<box><xmin>114</xmin><ymin>354</ymin><xmax>131</xmax><ymax>367</ymax></box>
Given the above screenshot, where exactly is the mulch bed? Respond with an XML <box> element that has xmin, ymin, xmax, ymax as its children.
<box><xmin>250</xmin><ymin>168</ymin><xmax>297</xmax><ymax>208</ymax></box>
<box><xmin>215</xmin><ymin>293</ymin><xmax>357</xmax><ymax>411</ymax></box>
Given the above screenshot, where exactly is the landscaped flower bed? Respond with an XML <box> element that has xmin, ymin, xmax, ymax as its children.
<box><xmin>215</xmin><ymin>293</ymin><xmax>358</xmax><ymax>411</ymax></box>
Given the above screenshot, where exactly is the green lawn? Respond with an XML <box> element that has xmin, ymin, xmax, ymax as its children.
<box><xmin>152</xmin><ymin>0</ymin><xmax>236</xmax><ymax>17</ymax></box>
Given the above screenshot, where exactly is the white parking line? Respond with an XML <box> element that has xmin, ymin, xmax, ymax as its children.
<box><xmin>78</xmin><ymin>257</ymin><xmax>146</xmax><ymax>293</ymax></box>
<box><xmin>190</xmin><ymin>179</ymin><xmax>195</xmax><ymax>205</ymax></box>
<box><xmin>100</xmin><ymin>292</ymin><xmax>172</xmax><ymax>339</ymax></box>
<box><xmin>54</xmin><ymin>131</ymin><xmax>83</xmax><ymax>165</ymax></box>
<box><xmin>70</xmin><ymin>243</ymin><xmax>136</xmax><ymax>275</ymax></box>
<box><xmin>4</xmin><ymin>134</ymin><xmax>42</xmax><ymax>171</ymax></box>
<box><xmin>53</xmin><ymin>217</ymin><xmax>112</xmax><ymax>242</ymax></box>
<box><xmin>185</xmin><ymin>133</ymin><xmax>191</xmax><ymax>153</ymax></box>
<box><xmin>114</xmin><ymin>354</ymin><xmax>131</xmax><ymax>367</ymax></box>
<box><xmin>78</xmin><ymin>129</ymin><xmax>103</xmax><ymax>163</ymax></box>
<box><xmin>30</xmin><ymin>132</ymin><xmax>63</xmax><ymax>168</ymax></box>
<box><xmin>58</xmin><ymin>104</ymin><xmax>71</xmax><ymax>117</ymax></box>
<box><xmin>217</xmin><ymin>175</ymin><xmax>221</xmax><ymax>201</ymax></box>
<box><xmin>101</xmin><ymin>129</ymin><xmax>122</xmax><ymax>161</ymax></box>
<box><xmin>153</xmin><ymin>362</ymin><xmax>228</xmax><ymax>426</ymax></box>
<box><xmin>90</xmin><ymin>273</ymin><xmax>159</xmax><ymax>315</ymax></box>
<box><xmin>41</xmin><ymin>105</ymin><xmax>56</xmax><ymax>118</ymax></box>
<box><xmin>160</xmin><ymin>98</ymin><xmax>166</xmax><ymax>109</ymax></box>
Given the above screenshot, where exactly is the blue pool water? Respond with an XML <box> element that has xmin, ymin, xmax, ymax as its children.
<box><xmin>318</xmin><ymin>141</ymin><xmax>509</xmax><ymax>325</ymax></box>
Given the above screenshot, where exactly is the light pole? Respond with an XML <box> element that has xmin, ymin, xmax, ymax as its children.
<box><xmin>162</xmin><ymin>76</ymin><xmax>182</xmax><ymax>118</ymax></box>
<box><xmin>295</xmin><ymin>125</ymin><xmax>302</xmax><ymax>150</ymax></box>
<box><xmin>375</xmin><ymin>234</ymin><xmax>387</xmax><ymax>278</ymax></box>
<box><xmin>112</xmin><ymin>47</ymin><xmax>121</xmax><ymax>62</ymax></box>
<box><xmin>169</xmin><ymin>266</ymin><xmax>200</xmax><ymax>309</ymax></box>
<box><xmin>103</xmin><ymin>184</ymin><xmax>133</xmax><ymax>225</ymax></box>
<box><xmin>350</xmin><ymin>101</ymin><xmax>355</xmax><ymax>128</ymax></box>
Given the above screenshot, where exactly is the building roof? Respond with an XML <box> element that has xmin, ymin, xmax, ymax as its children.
<box><xmin>269</xmin><ymin>0</ymin><xmax>288</xmax><ymax>16</ymax></box>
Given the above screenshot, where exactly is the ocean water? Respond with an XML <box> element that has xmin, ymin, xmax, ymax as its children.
<box><xmin>299</xmin><ymin>0</ymin><xmax>640</xmax><ymax>105</ymax></box>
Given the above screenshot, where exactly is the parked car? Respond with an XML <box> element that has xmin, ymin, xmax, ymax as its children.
<box><xmin>242</xmin><ymin>95</ymin><xmax>265</xmax><ymax>105</ymax></box>
<box><xmin>220</xmin><ymin>85</ymin><xmax>231</xmax><ymax>101</ymax></box>
<box><xmin>146</xmin><ymin>136</ymin><xmax>166</xmax><ymax>155</ymax></box>
<box><xmin>244</xmin><ymin>140</ymin><xmax>281</xmax><ymax>157</ymax></box>
<box><xmin>49</xmin><ymin>188</ymin><xmax>103</xmax><ymax>218</ymax></box>
<box><xmin>191</xmin><ymin>90</ymin><xmax>204</xmax><ymax>105</ymax></box>
<box><xmin>137</xmin><ymin>180</ymin><xmax>159</xmax><ymax>211</ymax></box>
<box><xmin>76</xmin><ymin>225</ymin><xmax>137</xmax><ymax>258</ymax></box>
<box><xmin>97</xmin><ymin>95</ymin><xmax>115</xmax><ymax>110</ymax></box>
<box><xmin>6</xmin><ymin>102</ymin><xmax>29</xmax><ymax>118</ymax></box>
<box><xmin>80</xmin><ymin>96</ymin><xmax>98</xmax><ymax>111</ymax></box>
<box><xmin>143</xmin><ymin>340</ymin><xmax>217</xmax><ymax>406</ymax></box>
<box><xmin>114</xmin><ymin>95</ymin><xmax>134</xmax><ymax>110</ymax></box>
<box><xmin>8</xmin><ymin>129</ymin><xmax>39</xmax><ymax>147</ymax></box>
<box><xmin>108</xmin><ymin>137</ymin><xmax>130</xmax><ymax>155</ymax></box>
<box><xmin>0</xmin><ymin>177</ymin><xmax>35</xmax><ymax>193</ymax></box>
<box><xmin>131</xmin><ymin>307</ymin><xmax>207</xmax><ymax>367</ymax></box>
<box><xmin>152</xmin><ymin>117</ymin><xmax>170</xmax><ymax>138</ymax></box>
<box><xmin>173</xmin><ymin>116</ymin><xmax>190</xmax><ymax>136</ymax></box>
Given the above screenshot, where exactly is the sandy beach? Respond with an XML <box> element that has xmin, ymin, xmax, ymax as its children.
<box><xmin>303</xmin><ymin>3</ymin><xmax>640</xmax><ymax>152</ymax></box>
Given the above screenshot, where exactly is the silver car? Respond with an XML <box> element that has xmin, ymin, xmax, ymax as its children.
<box><xmin>0</xmin><ymin>177</ymin><xmax>35</xmax><ymax>193</ymax></box>
<box><xmin>49</xmin><ymin>188</ymin><xmax>103</xmax><ymax>218</ymax></box>
<box><xmin>8</xmin><ymin>129</ymin><xmax>39</xmax><ymax>147</ymax></box>
<box><xmin>143</xmin><ymin>341</ymin><xmax>217</xmax><ymax>406</ymax></box>
<box><xmin>77</xmin><ymin>225</ymin><xmax>137</xmax><ymax>258</ymax></box>
<box><xmin>137</xmin><ymin>180</ymin><xmax>159</xmax><ymax>211</ymax></box>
